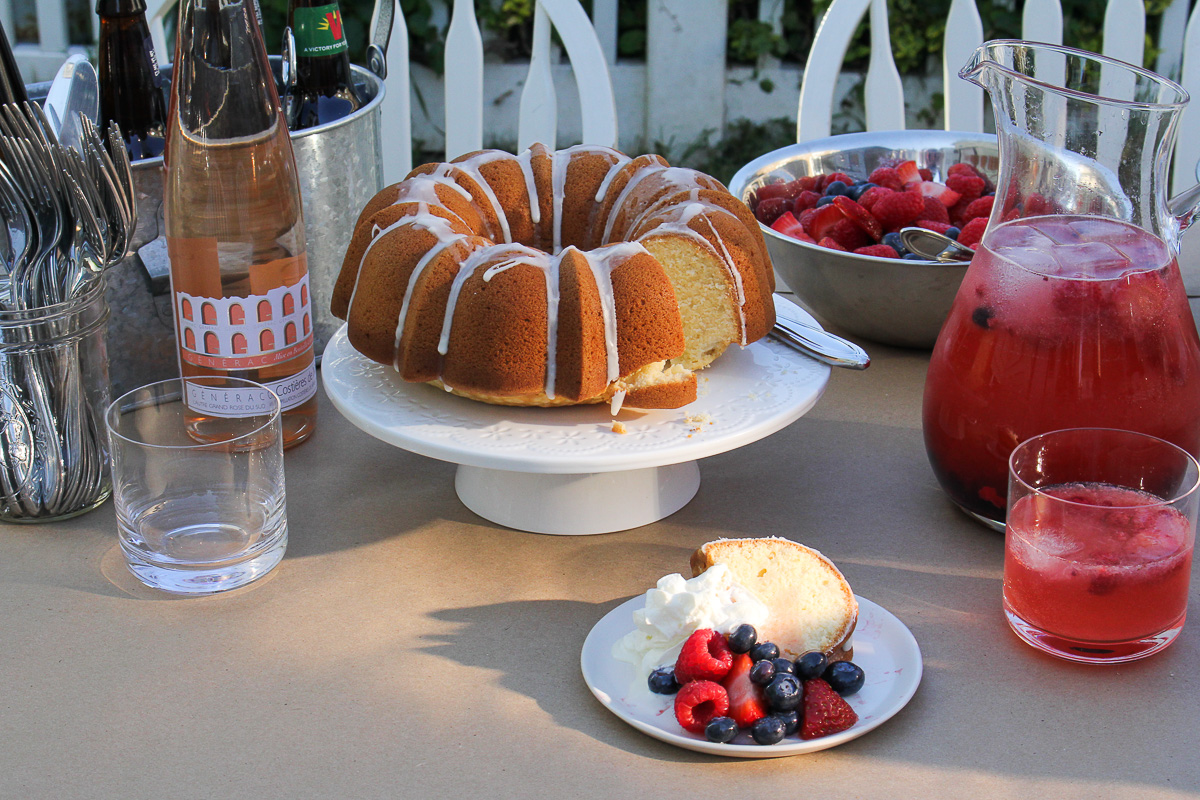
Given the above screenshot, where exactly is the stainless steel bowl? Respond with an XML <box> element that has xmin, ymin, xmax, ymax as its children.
<box><xmin>729</xmin><ymin>130</ymin><xmax>999</xmax><ymax>348</ymax></box>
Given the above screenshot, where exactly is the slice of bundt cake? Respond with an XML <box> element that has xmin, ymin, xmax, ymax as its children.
<box><xmin>690</xmin><ymin>537</ymin><xmax>858</xmax><ymax>661</ymax></box>
<box><xmin>331</xmin><ymin>144</ymin><xmax>775</xmax><ymax>409</ymax></box>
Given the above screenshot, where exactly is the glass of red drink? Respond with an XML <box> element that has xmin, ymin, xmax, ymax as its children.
<box><xmin>924</xmin><ymin>41</ymin><xmax>1200</xmax><ymax>528</ymax></box>
<box><xmin>1004</xmin><ymin>428</ymin><xmax>1200</xmax><ymax>663</ymax></box>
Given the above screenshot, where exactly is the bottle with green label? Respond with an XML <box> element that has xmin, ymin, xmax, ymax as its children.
<box><xmin>282</xmin><ymin>0</ymin><xmax>362</xmax><ymax>130</ymax></box>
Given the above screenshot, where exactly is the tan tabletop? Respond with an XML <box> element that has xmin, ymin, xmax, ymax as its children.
<box><xmin>2</xmin><ymin>338</ymin><xmax>1197</xmax><ymax>799</ymax></box>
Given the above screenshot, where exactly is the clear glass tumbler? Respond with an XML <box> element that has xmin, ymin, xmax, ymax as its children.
<box><xmin>105</xmin><ymin>377</ymin><xmax>288</xmax><ymax>594</ymax></box>
<box><xmin>1004</xmin><ymin>428</ymin><xmax>1200</xmax><ymax>663</ymax></box>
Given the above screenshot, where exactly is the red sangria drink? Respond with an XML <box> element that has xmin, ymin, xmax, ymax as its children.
<box><xmin>923</xmin><ymin>215</ymin><xmax>1200</xmax><ymax>527</ymax></box>
<box><xmin>1003</xmin><ymin>428</ymin><xmax>1199</xmax><ymax>662</ymax></box>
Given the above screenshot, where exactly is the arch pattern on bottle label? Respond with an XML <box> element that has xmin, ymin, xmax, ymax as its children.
<box><xmin>175</xmin><ymin>274</ymin><xmax>313</xmax><ymax>369</ymax></box>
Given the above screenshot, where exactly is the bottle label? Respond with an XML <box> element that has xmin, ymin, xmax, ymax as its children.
<box><xmin>174</xmin><ymin>271</ymin><xmax>314</xmax><ymax>370</ymax></box>
<box><xmin>185</xmin><ymin>361</ymin><xmax>317</xmax><ymax>415</ymax></box>
<box><xmin>293</xmin><ymin>4</ymin><xmax>348</xmax><ymax>57</ymax></box>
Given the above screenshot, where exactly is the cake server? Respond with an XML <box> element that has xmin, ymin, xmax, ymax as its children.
<box><xmin>771</xmin><ymin>295</ymin><xmax>870</xmax><ymax>370</ymax></box>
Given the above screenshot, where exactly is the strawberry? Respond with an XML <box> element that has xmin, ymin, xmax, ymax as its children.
<box><xmin>799</xmin><ymin>207</ymin><xmax>819</xmax><ymax>231</ymax></box>
<box><xmin>817</xmin><ymin>237</ymin><xmax>847</xmax><ymax>251</ymax></box>
<box><xmin>674</xmin><ymin>628</ymin><xmax>733</xmax><ymax>683</ymax></box>
<box><xmin>918</xmin><ymin>167</ymin><xmax>934</xmax><ymax>182</ymax></box>
<box><xmin>921</xmin><ymin>195</ymin><xmax>950</xmax><ymax>224</ymax></box>
<box><xmin>871</xmin><ymin>190</ymin><xmax>924</xmax><ymax>229</ymax></box>
<box><xmin>958</xmin><ymin>217</ymin><xmax>989</xmax><ymax>247</ymax></box>
<box><xmin>805</xmin><ymin>202</ymin><xmax>847</xmax><ymax>241</ymax></box>
<box><xmin>915</xmin><ymin>219</ymin><xmax>953</xmax><ymax>234</ymax></box>
<box><xmin>859</xmin><ymin>185</ymin><xmax>894</xmax><ymax>211</ymax></box>
<box><xmin>674</xmin><ymin>680</ymin><xmax>730</xmax><ymax>735</ymax></box>
<box><xmin>962</xmin><ymin>195</ymin><xmax>994</xmax><ymax>223</ymax></box>
<box><xmin>895</xmin><ymin>160</ymin><xmax>922</xmax><ymax>187</ymax></box>
<box><xmin>770</xmin><ymin>211</ymin><xmax>814</xmax><ymax>242</ymax></box>
<box><xmin>721</xmin><ymin>653</ymin><xmax>768</xmax><ymax>729</ymax></box>
<box><xmin>946</xmin><ymin>173</ymin><xmax>986</xmax><ymax>202</ymax></box>
<box><xmin>800</xmin><ymin>678</ymin><xmax>858</xmax><ymax>740</ymax></box>
<box><xmin>832</xmin><ymin>196</ymin><xmax>882</xmax><ymax>241</ymax></box>
<box><xmin>822</xmin><ymin>171</ymin><xmax>854</xmax><ymax>189</ymax></box>
<box><xmin>854</xmin><ymin>244</ymin><xmax>900</xmax><ymax>258</ymax></box>
<box><xmin>911</xmin><ymin>181</ymin><xmax>962</xmax><ymax>208</ymax></box>
<box><xmin>827</xmin><ymin>218</ymin><xmax>873</xmax><ymax>250</ymax></box>
<box><xmin>867</xmin><ymin>166</ymin><xmax>903</xmax><ymax>191</ymax></box>
<box><xmin>793</xmin><ymin>189</ymin><xmax>822</xmax><ymax>213</ymax></box>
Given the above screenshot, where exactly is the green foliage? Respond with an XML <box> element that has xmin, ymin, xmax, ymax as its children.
<box><xmin>728</xmin><ymin>18</ymin><xmax>788</xmax><ymax>64</ymax></box>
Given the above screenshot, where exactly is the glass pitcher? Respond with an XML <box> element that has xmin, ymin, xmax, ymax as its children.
<box><xmin>923</xmin><ymin>40</ymin><xmax>1200</xmax><ymax>530</ymax></box>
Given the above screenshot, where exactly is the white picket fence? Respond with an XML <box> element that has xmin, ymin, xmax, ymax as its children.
<box><xmin>1</xmin><ymin>0</ymin><xmax>1197</xmax><ymax>157</ymax></box>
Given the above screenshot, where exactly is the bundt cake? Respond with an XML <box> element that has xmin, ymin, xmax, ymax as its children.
<box><xmin>331</xmin><ymin>143</ymin><xmax>776</xmax><ymax>409</ymax></box>
<box><xmin>690</xmin><ymin>537</ymin><xmax>858</xmax><ymax>661</ymax></box>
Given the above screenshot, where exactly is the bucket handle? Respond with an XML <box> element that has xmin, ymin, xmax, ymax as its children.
<box><xmin>368</xmin><ymin>0</ymin><xmax>394</xmax><ymax>80</ymax></box>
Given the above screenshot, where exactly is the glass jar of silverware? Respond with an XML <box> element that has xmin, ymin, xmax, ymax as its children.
<box><xmin>0</xmin><ymin>101</ymin><xmax>135</xmax><ymax>521</ymax></box>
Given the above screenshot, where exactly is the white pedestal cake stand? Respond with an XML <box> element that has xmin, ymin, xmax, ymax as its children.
<box><xmin>322</xmin><ymin>302</ymin><xmax>831</xmax><ymax>534</ymax></box>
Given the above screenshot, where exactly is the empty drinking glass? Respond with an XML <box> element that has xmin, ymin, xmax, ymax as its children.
<box><xmin>105</xmin><ymin>376</ymin><xmax>288</xmax><ymax>594</ymax></box>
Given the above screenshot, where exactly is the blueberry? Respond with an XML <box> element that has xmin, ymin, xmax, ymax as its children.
<box><xmin>794</xmin><ymin>651</ymin><xmax>828</xmax><ymax>681</ymax></box>
<box><xmin>971</xmin><ymin>305</ymin><xmax>995</xmax><ymax>329</ymax></box>
<box><xmin>749</xmin><ymin>659</ymin><xmax>776</xmax><ymax>686</ymax></box>
<box><xmin>847</xmin><ymin>181</ymin><xmax>875</xmax><ymax>200</ymax></box>
<box><xmin>945</xmin><ymin>226</ymin><xmax>961</xmax><ymax>240</ymax></box>
<box><xmin>771</xmin><ymin>657</ymin><xmax>795</xmax><ymax>676</ymax></box>
<box><xmin>727</xmin><ymin>624</ymin><xmax>757</xmax><ymax>654</ymax></box>
<box><xmin>824</xmin><ymin>180</ymin><xmax>848</xmax><ymax>196</ymax></box>
<box><xmin>881</xmin><ymin>231</ymin><xmax>905</xmax><ymax>253</ymax></box>
<box><xmin>749</xmin><ymin>642</ymin><xmax>779</xmax><ymax>662</ymax></box>
<box><xmin>815</xmin><ymin>195</ymin><xmax>835</xmax><ymax>207</ymax></box>
<box><xmin>765</xmin><ymin>674</ymin><xmax>803</xmax><ymax>711</ymax></box>
<box><xmin>750</xmin><ymin>715</ymin><xmax>787</xmax><ymax>745</ymax></box>
<box><xmin>823</xmin><ymin>661</ymin><xmax>866</xmax><ymax>696</ymax></box>
<box><xmin>648</xmin><ymin>667</ymin><xmax>680</xmax><ymax>694</ymax></box>
<box><xmin>705</xmin><ymin>716</ymin><xmax>739</xmax><ymax>743</ymax></box>
<box><xmin>776</xmin><ymin>709</ymin><xmax>800</xmax><ymax>735</ymax></box>
<box><xmin>902</xmin><ymin>252</ymin><xmax>926</xmax><ymax>260</ymax></box>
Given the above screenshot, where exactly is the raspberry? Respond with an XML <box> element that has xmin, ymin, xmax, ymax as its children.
<box><xmin>822</xmin><ymin>171</ymin><xmax>854</xmax><ymax>189</ymax></box>
<box><xmin>947</xmin><ymin>162</ymin><xmax>981</xmax><ymax>178</ymax></box>
<box><xmin>921</xmin><ymin>195</ymin><xmax>950</xmax><ymax>224</ymax></box>
<box><xmin>800</xmin><ymin>678</ymin><xmax>858</xmax><ymax>740</ymax></box>
<box><xmin>674</xmin><ymin>628</ymin><xmax>734</xmax><ymax>683</ymax></box>
<box><xmin>958</xmin><ymin>217</ymin><xmax>988</xmax><ymax>247</ymax></box>
<box><xmin>827</xmin><ymin>218</ymin><xmax>873</xmax><ymax>250</ymax></box>
<box><xmin>946</xmin><ymin>173</ymin><xmax>986</xmax><ymax>202</ymax></box>
<box><xmin>961</xmin><ymin>195</ymin><xmax>994</xmax><ymax>223</ymax></box>
<box><xmin>854</xmin><ymin>244</ymin><xmax>900</xmax><ymax>258</ymax></box>
<box><xmin>867</xmin><ymin>167</ymin><xmax>903</xmax><ymax>191</ymax></box>
<box><xmin>858</xmin><ymin>186</ymin><xmax>894</xmax><ymax>211</ymax></box>
<box><xmin>817</xmin><ymin>237</ymin><xmax>847</xmax><ymax>251</ymax></box>
<box><xmin>948</xmin><ymin>197</ymin><xmax>973</xmax><ymax>226</ymax></box>
<box><xmin>793</xmin><ymin>189</ymin><xmax>822</xmax><ymax>213</ymax></box>
<box><xmin>918</xmin><ymin>167</ymin><xmax>934</xmax><ymax>181</ymax></box>
<box><xmin>674</xmin><ymin>680</ymin><xmax>730</xmax><ymax>734</ymax></box>
<box><xmin>753</xmin><ymin>196</ymin><xmax>791</xmax><ymax>225</ymax></box>
<box><xmin>797</xmin><ymin>175</ymin><xmax>822</xmax><ymax>192</ymax></box>
<box><xmin>1025</xmin><ymin>192</ymin><xmax>1055</xmax><ymax>216</ymax></box>
<box><xmin>915</xmin><ymin>219</ymin><xmax>953</xmax><ymax>234</ymax></box>
<box><xmin>871</xmin><ymin>191</ymin><xmax>924</xmax><ymax>229</ymax></box>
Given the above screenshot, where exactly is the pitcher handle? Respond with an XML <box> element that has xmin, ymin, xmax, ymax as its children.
<box><xmin>1169</xmin><ymin>181</ymin><xmax>1200</xmax><ymax>234</ymax></box>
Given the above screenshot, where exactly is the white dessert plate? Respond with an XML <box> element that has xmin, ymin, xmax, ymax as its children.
<box><xmin>580</xmin><ymin>595</ymin><xmax>922</xmax><ymax>758</ymax></box>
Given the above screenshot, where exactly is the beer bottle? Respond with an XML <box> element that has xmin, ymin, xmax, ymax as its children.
<box><xmin>165</xmin><ymin>0</ymin><xmax>319</xmax><ymax>448</ymax></box>
<box><xmin>96</xmin><ymin>0</ymin><xmax>168</xmax><ymax>159</ymax></box>
<box><xmin>283</xmin><ymin>0</ymin><xmax>362</xmax><ymax>130</ymax></box>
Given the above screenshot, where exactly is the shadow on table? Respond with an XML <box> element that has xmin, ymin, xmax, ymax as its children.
<box><xmin>423</xmin><ymin>597</ymin><xmax>739</xmax><ymax>762</ymax></box>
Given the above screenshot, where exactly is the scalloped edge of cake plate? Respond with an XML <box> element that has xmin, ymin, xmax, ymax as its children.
<box><xmin>321</xmin><ymin>312</ymin><xmax>830</xmax><ymax>534</ymax></box>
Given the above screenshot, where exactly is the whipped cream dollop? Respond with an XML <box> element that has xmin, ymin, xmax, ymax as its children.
<box><xmin>612</xmin><ymin>563</ymin><xmax>769</xmax><ymax>675</ymax></box>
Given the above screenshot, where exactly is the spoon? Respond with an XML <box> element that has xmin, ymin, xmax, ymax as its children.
<box><xmin>898</xmin><ymin>227</ymin><xmax>974</xmax><ymax>262</ymax></box>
